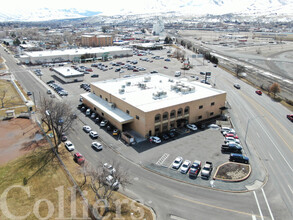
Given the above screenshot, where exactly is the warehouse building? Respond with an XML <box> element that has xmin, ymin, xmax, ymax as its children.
<box><xmin>81</xmin><ymin>74</ymin><xmax>227</xmax><ymax>138</ymax></box>
<box><xmin>51</xmin><ymin>67</ymin><xmax>84</xmax><ymax>83</ymax></box>
<box><xmin>19</xmin><ymin>46</ymin><xmax>132</xmax><ymax>65</ymax></box>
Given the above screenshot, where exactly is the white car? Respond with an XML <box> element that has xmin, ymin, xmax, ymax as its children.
<box><xmin>100</xmin><ymin>120</ymin><xmax>108</xmax><ymax>127</ymax></box>
<box><xmin>224</xmin><ymin>137</ymin><xmax>240</xmax><ymax>144</ymax></box>
<box><xmin>64</xmin><ymin>141</ymin><xmax>75</xmax><ymax>151</ymax></box>
<box><xmin>103</xmin><ymin>163</ymin><xmax>116</xmax><ymax>174</ymax></box>
<box><xmin>92</xmin><ymin>142</ymin><xmax>103</xmax><ymax>151</ymax></box>
<box><xmin>186</xmin><ymin>124</ymin><xmax>198</xmax><ymax>131</ymax></box>
<box><xmin>83</xmin><ymin>125</ymin><xmax>91</xmax><ymax>133</ymax></box>
<box><xmin>221</xmin><ymin>127</ymin><xmax>231</xmax><ymax>134</ymax></box>
<box><xmin>175</xmin><ymin>71</ymin><xmax>181</xmax><ymax>77</ymax></box>
<box><xmin>172</xmin><ymin>156</ymin><xmax>183</xmax><ymax>169</ymax></box>
<box><xmin>208</xmin><ymin>124</ymin><xmax>220</xmax><ymax>130</ymax></box>
<box><xmin>105</xmin><ymin>175</ymin><xmax>119</xmax><ymax>190</ymax></box>
<box><xmin>149</xmin><ymin>136</ymin><xmax>161</xmax><ymax>144</ymax></box>
<box><xmin>223</xmin><ymin>128</ymin><xmax>236</xmax><ymax>136</ymax></box>
<box><xmin>91</xmin><ymin>113</ymin><xmax>96</xmax><ymax>119</ymax></box>
<box><xmin>180</xmin><ymin>160</ymin><xmax>191</xmax><ymax>174</ymax></box>
<box><xmin>89</xmin><ymin>131</ymin><xmax>98</xmax><ymax>139</ymax></box>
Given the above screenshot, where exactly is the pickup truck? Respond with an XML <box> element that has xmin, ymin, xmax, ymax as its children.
<box><xmin>221</xmin><ymin>143</ymin><xmax>242</xmax><ymax>153</ymax></box>
<box><xmin>201</xmin><ymin>162</ymin><xmax>213</xmax><ymax>179</ymax></box>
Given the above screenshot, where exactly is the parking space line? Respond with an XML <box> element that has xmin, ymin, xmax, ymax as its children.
<box><xmin>253</xmin><ymin>191</ymin><xmax>264</xmax><ymax>220</ymax></box>
<box><xmin>268</xmin><ymin>153</ymin><xmax>274</xmax><ymax>161</ymax></box>
<box><xmin>288</xmin><ymin>185</ymin><xmax>293</xmax><ymax>195</ymax></box>
<box><xmin>156</xmin><ymin>153</ymin><xmax>169</xmax><ymax>166</ymax></box>
<box><xmin>261</xmin><ymin>188</ymin><xmax>275</xmax><ymax>220</ymax></box>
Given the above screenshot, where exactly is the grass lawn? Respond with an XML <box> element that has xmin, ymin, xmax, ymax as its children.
<box><xmin>0</xmin><ymin>144</ymin><xmax>85</xmax><ymax>219</ymax></box>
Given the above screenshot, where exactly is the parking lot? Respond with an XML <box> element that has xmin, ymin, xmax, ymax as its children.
<box><xmin>27</xmin><ymin>46</ymin><xmax>240</xmax><ymax>186</ymax></box>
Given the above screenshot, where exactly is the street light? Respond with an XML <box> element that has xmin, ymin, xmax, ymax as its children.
<box><xmin>244</xmin><ymin>115</ymin><xmax>264</xmax><ymax>145</ymax></box>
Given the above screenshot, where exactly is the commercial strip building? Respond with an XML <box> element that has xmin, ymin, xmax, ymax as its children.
<box><xmin>18</xmin><ymin>46</ymin><xmax>133</xmax><ymax>65</ymax></box>
<box><xmin>81</xmin><ymin>34</ymin><xmax>113</xmax><ymax>47</ymax></box>
<box><xmin>51</xmin><ymin>67</ymin><xmax>84</xmax><ymax>83</ymax></box>
<box><xmin>81</xmin><ymin>74</ymin><xmax>227</xmax><ymax>138</ymax></box>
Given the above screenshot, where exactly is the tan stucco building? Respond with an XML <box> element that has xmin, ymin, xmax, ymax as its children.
<box><xmin>81</xmin><ymin>74</ymin><xmax>226</xmax><ymax>138</ymax></box>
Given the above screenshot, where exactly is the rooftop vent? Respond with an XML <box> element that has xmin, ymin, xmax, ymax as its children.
<box><xmin>119</xmin><ymin>88</ymin><xmax>125</xmax><ymax>94</ymax></box>
<box><xmin>152</xmin><ymin>91</ymin><xmax>167</xmax><ymax>100</ymax></box>
<box><xmin>144</xmin><ymin>76</ymin><xmax>151</xmax><ymax>82</ymax></box>
<box><xmin>126</xmin><ymin>81</ymin><xmax>131</xmax><ymax>86</ymax></box>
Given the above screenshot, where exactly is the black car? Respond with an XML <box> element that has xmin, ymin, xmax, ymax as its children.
<box><xmin>91</xmin><ymin>74</ymin><xmax>99</xmax><ymax>78</ymax></box>
<box><xmin>229</xmin><ymin>153</ymin><xmax>249</xmax><ymax>164</ymax></box>
<box><xmin>47</xmin><ymin>80</ymin><xmax>55</xmax><ymax>84</ymax></box>
<box><xmin>161</xmin><ymin>133</ymin><xmax>170</xmax><ymax>140</ymax></box>
<box><xmin>168</xmin><ymin>131</ymin><xmax>176</xmax><ymax>138</ymax></box>
<box><xmin>27</xmin><ymin>91</ymin><xmax>32</xmax><ymax>96</ymax></box>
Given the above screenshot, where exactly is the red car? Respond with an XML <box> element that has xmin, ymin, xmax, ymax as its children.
<box><xmin>225</xmin><ymin>133</ymin><xmax>239</xmax><ymax>139</ymax></box>
<box><xmin>164</xmin><ymin>66</ymin><xmax>168</xmax><ymax>69</ymax></box>
<box><xmin>287</xmin><ymin>114</ymin><xmax>293</xmax><ymax>122</ymax></box>
<box><xmin>73</xmin><ymin>153</ymin><xmax>85</xmax><ymax>165</ymax></box>
<box><xmin>255</xmin><ymin>90</ymin><xmax>262</xmax><ymax>95</ymax></box>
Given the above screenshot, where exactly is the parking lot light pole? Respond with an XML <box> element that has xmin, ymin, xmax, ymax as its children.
<box><xmin>245</xmin><ymin>115</ymin><xmax>264</xmax><ymax>145</ymax></box>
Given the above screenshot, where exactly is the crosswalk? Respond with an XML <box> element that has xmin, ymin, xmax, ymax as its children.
<box><xmin>156</xmin><ymin>153</ymin><xmax>169</xmax><ymax>166</ymax></box>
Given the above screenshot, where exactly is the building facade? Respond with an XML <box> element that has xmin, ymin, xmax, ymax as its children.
<box><xmin>81</xmin><ymin>74</ymin><xmax>227</xmax><ymax>138</ymax></box>
<box><xmin>81</xmin><ymin>34</ymin><xmax>113</xmax><ymax>47</ymax></box>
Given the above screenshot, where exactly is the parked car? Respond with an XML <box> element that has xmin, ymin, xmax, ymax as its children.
<box><xmin>92</xmin><ymin>142</ymin><xmax>103</xmax><ymax>151</ymax></box>
<box><xmin>27</xmin><ymin>91</ymin><xmax>32</xmax><ymax>96</ymax></box>
<box><xmin>161</xmin><ymin>133</ymin><xmax>170</xmax><ymax>140</ymax></box>
<box><xmin>189</xmin><ymin>160</ymin><xmax>202</xmax><ymax>177</ymax></box>
<box><xmin>287</xmin><ymin>114</ymin><xmax>293</xmax><ymax>122</ymax></box>
<box><xmin>255</xmin><ymin>90</ymin><xmax>262</xmax><ymax>95</ymax></box>
<box><xmin>91</xmin><ymin>113</ymin><xmax>96</xmax><ymax>119</ymax></box>
<box><xmin>222</xmin><ymin>128</ymin><xmax>236</xmax><ymax>136</ymax></box>
<box><xmin>103</xmin><ymin>163</ymin><xmax>116</xmax><ymax>174</ymax></box>
<box><xmin>175</xmin><ymin>71</ymin><xmax>181</xmax><ymax>77</ymax></box>
<box><xmin>222</xmin><ymin>143</ymin><xmax>242</xmax><ymax>153</ymax></box>
<box><xmin>86</xmin><ymin>109</ymin><xmax>91</xmax><ymax>116</ymax></box>
<box><xmin>180</xmin><ymin>160</ymin><xmax>191</xmax><ymax>174</ymax></box>
<box><xmin>83</xmin><ymin>125</ymin><xmax>91</xmax><ymax>133</ymax></box>
<box><xmin>73</xmin><ymin>153</ymin><xmax>85</xmax><ymax>165</ymax></box>
<box><xmin>89</xmin><ymin>131</ymin><xmax>98</xmax><ymax>139</ymax></box>
<box><xmin>234</xmin><ymin>83</ymin><xmax>241</xmax><ymax>89</ymax></box>
<box><xmin>64</xmin><ymin>141</ymin><xmax>75</xmax><ymax>151</ymax></box>
<box><xmin>224</xmin><ymin>137</ymin><xmax>240</xmax><ymax>144</ymax></box>
<box><xmin>105</xmin><ymin>175</ymin><xmax>119</xmax><ymax>190</ymax></box>
<box><xmin>225</xmin><ymin>133</ymin><xmax>239</xmax><ymax>139</ymax></box>
<box><xmin>208</xmin><ymin>124</ymin><xmax>220</xmax><ymax>129</ymax></box>
<box><xmin>201</xmin><ymin>161</ymin><xmax>213</xmax><ymax>179</ymax></box>
<box><xmin>100</xmin><ymin>120</ymin><xmax>108</xmax><ymax>127</ymax></box>
<box><xmin>149</xmin><ymin>136</ymin><xmax>161</xmax><ymax>144</ymax></box>
<box><xmin>61</xmin><ymin>135</ymin><xmax>67</xmax><ymax>142</ymax></box>
<box><xmin>229</xmin><ymin>153</ymin><xmax>249</xmax><ymax>164</ymax></box>
<box><xmin>91</xmin><ymin>74</ymin><xmax>99</xmax><ymax>78</ymax></box>
<box><xmin>186</xmin><ymin>124</ymin><xmax>198</xmax><ymax>131</ymax></box>
<box><xmin>112</xmin><ymin>129</ymin><xmax>119</xmax><ymax>136</ymax></box>
<box><xmin>172</xmin><ymin>156</ymin><xmax>183</xmax><ymax>169</ymax></box>
<box><xmin>221</xmin><ymin>127</ymin><xmax>231</xmax><ymax>134</ymax></box>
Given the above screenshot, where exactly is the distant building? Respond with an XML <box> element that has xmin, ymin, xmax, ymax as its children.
<box><xmin>252</xmin><ymin>32</ymin><xmax>293</xmax><ymax>41</ymax></box>
<box><xmin>81</xmin><ymin>34</ymin><xmax>113</xmax><ymax>47</ymax></box>
<box><xmin>19</xmin><ymin>46</ymin><xmax>132</xmax><ymax>65</ymax></box>
<box><xmin>152</xmin><ymin>17</ymin><xmax>165</xmax><ymax>36</ymax></box>
<box><xmin>51</xmin><ymin>67</ymin><xmax>84</xmax><ymax>83</ymax></box>
<box><xmin>81</xmin><ymin>74</ymin><xmax>226</xmax><ymax>138</ymax></box>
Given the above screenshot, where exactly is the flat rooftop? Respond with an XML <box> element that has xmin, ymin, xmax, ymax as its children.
<box><xmin>92</xmin><ymin>74</ymin><xmax>226</xmax><ymax>112</ymax></box>
<box><xmin>53</xmin><ymin>67</ymin><xmax>84</xmax><ymax>77</ymax></box>
<box><xmin>24</xmin><ymin>46</ymin><xmax>132</xmax><ymax>58</ymax></box>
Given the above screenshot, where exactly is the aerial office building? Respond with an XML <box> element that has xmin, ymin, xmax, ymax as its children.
<box><xmin>81</xmin><ymin>74</ymin><xmax>227</xmax><ymax>138</ymax></box>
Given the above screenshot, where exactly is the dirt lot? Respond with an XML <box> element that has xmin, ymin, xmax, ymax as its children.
<box><xmin>0</xmin><ymin>118</ymin><xmax>41</xmax><ymax>165</ymax></box>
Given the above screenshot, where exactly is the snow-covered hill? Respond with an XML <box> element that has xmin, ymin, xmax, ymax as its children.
<box><xmin>0</xmin><ymin>0</ymin><xmax>292</xmax><ymax>22</ymax></box>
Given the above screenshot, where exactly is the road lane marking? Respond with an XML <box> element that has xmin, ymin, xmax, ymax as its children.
<box><xmin>269</xmin><ymin>153</ymin><xmax>274</xmax><ymax>161</ymax></box>
<box><xmin>253</xmin><ymin>191</ymin><xmax>264</xmax><ymax>220</ymax></box>
<box><xmin>288</xmin><ymin>185</ymin><xmax>293</xmax><ymax>195</ymax></box>
<box><xmin>242</xmin><ymin>93</ymin><xmax>293</xmax><ymax>152</ymax></box>
<box><xmin>156</xmin><ymin>153</ymin><xmax>169</xmax><ymax>166</ymax></box>
<box><xmin>174</xmin><ymin>195</ymin><xmax>261</xmax><ymax>218</ymax></box>
<box><xmin>261</xmin><ymin>188</ymin><xmax>275</xmax><ymax>220</ymax></box>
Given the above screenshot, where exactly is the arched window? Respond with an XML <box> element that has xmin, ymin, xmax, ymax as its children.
<box><xmin>163</xmin><ymin>112</ymin><xmax>168</xmax><ymax>121</ymax></box>
<box><xmin>184</xmin><ymin>106</ymin><xmax>190</xmax><ymax>114</ymax></box>
<box><xmin>170</xmin><ymin>110</ymin><xmax>176</xmax><ymax>119</ymax></box>
<box><xmin>154</xmin><ymin>114</ymin><xmax>161</xmax><ymax>123</ymax></box>
<box><xmin>177</xmin><ymin>108</ymin><xmax>183</xmax><ymax>116</ymax></box>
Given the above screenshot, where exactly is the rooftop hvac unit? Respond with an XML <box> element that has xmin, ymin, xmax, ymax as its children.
<box><xmin>171</xmin><ymin>85</ymin><xmax>176</xmax><ymax>90</ymax></box>
<box><xmin>181</xmin><ymin>88</ymin><xmax>189</xmax><ymax>94</ymax></box>
<box><xmin>119</xmin><ymin>88</ymin><xmax>125</xmax><ymax>94</ymax></box>
<box><xmin>126</xmin><ymin>81</ymin><xmax>131</xmax><ymax>86</ymax></box>
<box><xmin>121</xmin><ymin>85</ymin><xmax>125</xmax><ymax>88</ymax></box>
<box><xmin>109</xmin><ymin>103</ymin><xmax>116</xmax><ymax>109</ymax></box>
<box><xmin>168</xmin><ymin>79</ymin><xmax>174</xmax><ymax>82</ymax></box>
<box><xmin>140</xmin><ymin>83</ymin><xmax>146</xmax><ymax>89</ymax></box>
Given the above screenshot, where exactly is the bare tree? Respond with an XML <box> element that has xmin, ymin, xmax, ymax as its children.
<box><xmin>269</xmin><ymin>82</ymin><xmax>281</xmax><ymax>98</ymax></box>
<box><xmin>87</xmin><ymin>162</ymin><xmax>131</xmax><ymax>215</ymax></box>
<box><xmin>234</xmin><ymin>64</ymin><xmax>245</xmax><ymax>78</ymax></box>
<box><xmin>38</xmin><ymin>97</ymin><xmax>76</xmax><ymax>152</ymax></box>
<box><xmin>0</xmin><ymin>87</ymin><xmax>18</xmax><ymax>108</ymax></box>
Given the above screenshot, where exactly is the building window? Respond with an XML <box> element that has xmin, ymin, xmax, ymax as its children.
<box><xmin>177</xmin><ymin>108</ymin><xmax>183</xmax><ymax>116</ymax></box>
<box><xmin>136</xmin><ymin>115</ymin><xmax>139</xmax><ymax>120</ymax></box>
<box><xmin>199</xmin><ymin>105</ymin><xmax>203</xmax><ymax>109</ymax></box>
<box><xmin>155</xmin><ymin>125</ymin><xmax>160</xmax><ymax>134</ymax></box>
<box><xmin>106</xmin><ymin>98</ymin><xmax>108</xmax><ymax>102</ymax></box>
<box><xmin>184</xmin><ymin>106</ymin><xmax>190</xmax><ymax>114</ymax></box>
<box><xmin>100</xmin><ymin>95</ymin><xmax>102</xmax><ymax>98</ymax></box>
<box><xmin>126</xmin><ymin>110</ymin><xmax>129</xmax><ymax>114</ymax></box>
<box><xmin>163</xmin><ymin>112</ymin><xmax>168</xmax><ymax>121</ymax></box>
<box><xmin>198</xmin><ymin>115</ymin><xmax>202</xmax><ymax>120</ymax></box>
<box><xmin>154</xmin><ymin>114</ymin><xmax>161</xmax><ymax>123</ymax></box>
<box><xmin>94</xmin><ymin>107</ymin><xmax>96</xmax><ymax>111</ymax></box>
<box><xmin>211</xmin><ymin>102</ymin><xmax>215</xmax><ymax>106</ymax></box>
<box><xmin>170</xmin><ymin>121</ymin><xmax>175</xmax><ymax>129</ymax></box>
<box><xmin>162</xmin><ymin>123</ymin><xmax>168</xmax><ymax>132</ymax></box>
<box><xmin>210</xmin><ymin>112</ymin><xmax>214</xmax><ymax>116</ymax></box>
<box><xmin>101</xmin><ymin>112</ymin><xmax>104</xmax><ymax>116</ymax></box>
<box><xmin>170</xmin><ymin>110</ymin><xmax>176</xmax><ymax>118</ymax></box>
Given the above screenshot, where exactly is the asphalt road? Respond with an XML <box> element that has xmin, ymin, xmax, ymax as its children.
<box><xmin>1</xmin><ymin>44</ymin><xmax>293</xmax><ymax>220</ymax></box>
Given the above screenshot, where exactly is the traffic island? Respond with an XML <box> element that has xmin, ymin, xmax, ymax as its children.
<box><xmin>213</xmin><ymin>162</ymin><xmax>251</xmax><ymax>182</ymax></box>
